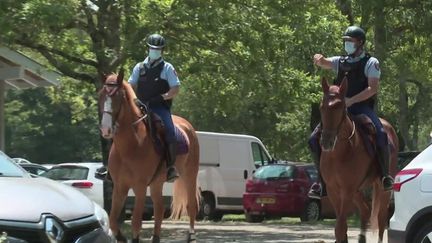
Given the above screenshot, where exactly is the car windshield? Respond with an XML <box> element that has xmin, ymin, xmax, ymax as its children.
<box><xmin>41</xmin><ymin>166</ymin><xmax>89</xmax><ymax>180</ymax></box>
<box><xmin>253</xmin><ymin>165</ymin><xmax>295</xmax><ymax>180</ymax></box>
<box><xmin>0</xmin><ymin>151</ymin><xmax>26</xmax><ymax>177</ymax></box>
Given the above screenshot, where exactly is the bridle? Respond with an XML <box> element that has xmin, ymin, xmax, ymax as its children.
<box><xmin>101</xmin><ymin>82</ymin><xmax>148</xmax><ymax>131</ymax></box>
<box><xmin>321</xmin><ymin>94</ymin><xmax>356</xmax><ymax>149</ymax></box>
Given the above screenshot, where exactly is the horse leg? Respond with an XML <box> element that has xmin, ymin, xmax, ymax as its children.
<box><xmin>150</xmin><ymin>180</ymin><xmax>165</xmax><ymax>243</ymax></box>
<box><xmin>329</xmin><ymin>190</ymin><xmax>350</xmax><ymax>243</ymax></box>
<box><xmin>185</xmin><ymin>172</ymin><xmax>199</xmax><ymax>243</ymax></box>
<box><xmin>353</xmin><ymin>192</ymin><xmax>370</xmax><ymax>243</ymax></box>
<box><xmin>109</xmin><ymin>183</ymin><xmax>129</xmax><ymax>243</ymax></box>
<box><xmin>131</xmin><ymin>187</ymin><xmax>147</xmax><ymax>242</ymax></box>
<box><xmin>377</xmin><ymin>187</ymin><xmax>391</xmax><ymax>243</ymax></box>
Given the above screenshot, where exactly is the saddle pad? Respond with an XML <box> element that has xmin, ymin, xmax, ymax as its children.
<box><xmin>154</xmin><ymin>125</ymin><xmax>189</xmax><ymax>156</ymax></box>
<box><xmin>174</xmin><ymin>125</ymin><xmax>189</xmax><ymax>155</ymax></box>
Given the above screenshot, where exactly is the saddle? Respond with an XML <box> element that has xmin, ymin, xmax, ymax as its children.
<box><xmin>351</xmin><ymin>114</ymin><xmax>382</xmax><ymax>157</ymax></box>
<box><xmin>135</xmin><ymin>100</ymin><xmax>189</xmax><ymax>156</ymax></box>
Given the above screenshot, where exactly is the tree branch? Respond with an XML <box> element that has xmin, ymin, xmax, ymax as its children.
<box><xmin>336</xmin><ymin>0</ymin><xmax>354</xmax><ymax>25</ymax></box>
<box><xmin>15</xmin><ymin>39</ymin><xmax>98</xmax><ymax>67</ymax></box>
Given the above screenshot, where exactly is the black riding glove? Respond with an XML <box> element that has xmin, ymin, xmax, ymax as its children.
<box><xmin>149</xmin><ymin>95</ymin><xmax>164</xmax><ymax>104</ymax></box>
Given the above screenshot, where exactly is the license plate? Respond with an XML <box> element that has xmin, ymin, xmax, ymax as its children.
<box><xmin>256</xmin><ymin>197</ymin><xmax>275</xmax><ymax>204</ymax></box>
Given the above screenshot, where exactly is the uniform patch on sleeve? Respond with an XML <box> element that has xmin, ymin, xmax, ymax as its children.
<box><xmin>374</xmin><ymin>63</ymin><xmax>380</xmax><ymax>71</ymax></box>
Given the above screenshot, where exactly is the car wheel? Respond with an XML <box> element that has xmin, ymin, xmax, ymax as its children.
<box><xmin>245</xmin><ymin>212</ymin><xmax>264</xmax><ymax>223</ymax></box>
<box><xmin>412</xmin><ymin>221</ymin><xmax>432</xmax><ymax>243</ymax></box>
<box><xmin>197</xmin><ymin>193</ymin><xmax>222</xmax><ymax>221</ymax></box>
<box><xmin>301</xmin><ymin>200</ymin><xmax>321</xmax><ymax>222</ymax></box>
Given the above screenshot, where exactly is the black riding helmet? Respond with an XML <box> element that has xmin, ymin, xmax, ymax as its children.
<box><xmin>146</xmin><ymin>34</ymin><xmax>166</xmax><ymax>48</ymax></box>
<box><xmin>342</xmin><ymin>26</ymin><xmax>366</xmax><ymax>45</ymax></box>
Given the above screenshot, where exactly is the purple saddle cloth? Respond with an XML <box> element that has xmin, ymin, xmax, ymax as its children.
<box><xmin>154</xmin><ymin>125</ymin><xmax>189</xmax><ymax>156</ymax></box>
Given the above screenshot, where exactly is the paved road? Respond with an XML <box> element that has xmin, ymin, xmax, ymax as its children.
<box><xmin>128</xmin><ymin>220</ymin><xmax>388</xmax><ymax>243</ymax></box>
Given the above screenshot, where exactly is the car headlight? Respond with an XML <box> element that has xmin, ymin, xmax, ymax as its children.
<box><xmin>93</xmin><ymin>202</ymin><xmax>111</xmax><ymax>236</ymax></box>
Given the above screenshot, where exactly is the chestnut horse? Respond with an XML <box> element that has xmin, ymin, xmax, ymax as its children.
<box><xmin>319</xmin><ymin>77</ymin><xmax>398</xmax><ymax>243</ymax></box>
<box><xmin>99</xmin><ymin>70</ymin><xmax>200</xmax><ymax>243</ymax></box>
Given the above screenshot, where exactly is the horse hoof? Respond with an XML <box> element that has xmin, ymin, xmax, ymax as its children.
<box><xmin>151</xmin><ymin>235</ymin><xmax>160</xmax><ymax>243</ymax></box>
<box><xmin>358</xmin><ymin>234</ymin><xmax>366</xmax><ymax>243</ymax></box>
<box><xmin>187</xmin><ymin>232</ymin><xmax>197</xmax><ymax>243</ymax></box>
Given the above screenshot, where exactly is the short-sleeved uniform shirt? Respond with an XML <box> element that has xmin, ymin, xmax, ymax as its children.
<box><xmin>128</xmin><ymin>57</ymin><xmax>180</xmax><ymax>88</ymax></box>
<box><xmin>329</xmin><ymin>51</ymin><xmax>381</xmax><ymax>79</ymax></box>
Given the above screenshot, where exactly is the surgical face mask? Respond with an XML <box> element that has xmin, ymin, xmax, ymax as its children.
<box><xmin>344</xmin><ymin>41</ymin><xmax>356</xmax><ymax>55</ymax></box>
<box><xmin>148</xmin><ymin>49</ymin><xmax>162</xmax><ymax>60</ymax></box>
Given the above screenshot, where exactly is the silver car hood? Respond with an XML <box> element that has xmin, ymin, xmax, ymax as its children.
<box><xmin>0</xmin><ymin>177</ymin><xmax>95</xmax><ymax>222</ymax></box>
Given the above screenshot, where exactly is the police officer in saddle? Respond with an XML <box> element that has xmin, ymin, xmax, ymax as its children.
<box><xmin>128</xmin><ymin>33</ymin><xmax>180</xmax><ymax>182</ymax></box>
<box><xmin>309</xmin><ymin>26</ymin><xmax>394</xmax><ymax>197</ymax></box>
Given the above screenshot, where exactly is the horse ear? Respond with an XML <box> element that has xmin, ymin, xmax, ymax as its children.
<box><xmin>339</xmin><ymin>76</ymin><xmax>348</xmax><ymax>96</ymax></box>
<box><xmin>117</xmin><ymin>68</ymin><xmax>124</xmax><ymax>85</ymax></box>
<box><xmin>321</xmin><ymin>77</ymin><xmax>330</xmax><ymax>92</ymax></box>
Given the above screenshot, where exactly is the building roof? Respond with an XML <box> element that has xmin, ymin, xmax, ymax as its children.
<box><xmin>0</xmin><ymin>46</ymin><xmax>60</xmax><ymax>89</ymax></box>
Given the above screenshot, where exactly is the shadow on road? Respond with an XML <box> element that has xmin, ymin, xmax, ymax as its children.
<box><xmin>135</xmin><ymin>220</ymin><xmax>339</xmax><ymax>243</ymax></box>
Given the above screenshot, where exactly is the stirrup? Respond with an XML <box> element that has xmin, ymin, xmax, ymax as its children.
<box><xmin>308</xmin><ymin>183</ymin><xmax>326</xmax><ymax>198</ymax></box>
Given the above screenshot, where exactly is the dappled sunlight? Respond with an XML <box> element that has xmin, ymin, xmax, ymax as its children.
<box><xmin>121</xmin><ymin>217</ymin><xmax>387</xmax><ymax>242</ymax></box>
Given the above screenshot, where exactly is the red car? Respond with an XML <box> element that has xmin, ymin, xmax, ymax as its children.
<box><xmin>242</xmin><ymin>162</ymin><xmax>318</xmax><ymax>222</ymax></box>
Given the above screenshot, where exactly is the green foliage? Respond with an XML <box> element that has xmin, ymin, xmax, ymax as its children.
<box><xmin>3</xmin><ymin>0</ymin><xmax>432</xmax><ymax>163</ymax></box>
<box><xmin>5</xmin><ymin>79</ymin><xmax>100</xmax><ymax>163</ymax></box>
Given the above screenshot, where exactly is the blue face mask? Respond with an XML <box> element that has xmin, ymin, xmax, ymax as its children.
<box><xmin>344</xmin><ymin>41</ymin><xmax>356</xmax><ymax>55</ymax></box>
<box><xmin>148</xmin><ymin>49</ymin><xmax>162</xmax><ymax>60</ymax></box>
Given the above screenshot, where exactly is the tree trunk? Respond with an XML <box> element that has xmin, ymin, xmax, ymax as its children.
<box><xmin>399</xmin><ymin>77</ymin><xmax>409</xmax><ymax>151</ymax></box>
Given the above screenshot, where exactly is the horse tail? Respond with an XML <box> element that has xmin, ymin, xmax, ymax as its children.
<box><xmin>170</xmin><ymin>127</ymin><xmax>201</xmax><ymax>220</ymax></box>
<box><xmin>170</xmin><ymin>176</ymin><xmax>188</xmax><ymax>219</ymax></box>
<box><xmin>170</xmin><ymin>168</ymin><xmax>201</xmax><ymax>220</ymax></box>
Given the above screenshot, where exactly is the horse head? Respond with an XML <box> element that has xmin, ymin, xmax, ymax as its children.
<box><xmin>99</xmin><ymin>69</ymin><xmax>126</xmax><ymax>139</ymax></box>
<box><xmin>319</xmin><ymin>77</ymin><xmax>348</xmax><ymax>151</ymax></box>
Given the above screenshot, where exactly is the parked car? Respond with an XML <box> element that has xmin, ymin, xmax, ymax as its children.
<box><xmin>397</xmin><ymin>151</ymin><xmax>421</xmax><ymax>171</ymax></box>
<box><xmin>18</xmin><ymin>163</ymin><xmax>49</xmax><ymax>175</ymax></box>
<box><xmin>242</xmin><ymin>162</ymin><xmax>317</xmax><ymax>223</ymax></box>
<box><xmin>0</xmin><ymin>151</ymin><xmax>114</xmax><ymax>242</ymax></box>
<box><xmin>12</xmin><ymin>157</ymin><xmax>32</xmax><ymax>164</ymax></box>
<box><xmin>41</xmin><ymin>162</ymin><xmax>104</xmax><ymax>208</ymax></box>
<box><xmin>388</xmin><ymin>145</ymin><xmax>432</xmax><ymax>243</ymax></box>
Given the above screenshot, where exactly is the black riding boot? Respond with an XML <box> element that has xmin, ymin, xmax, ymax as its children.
<box><xmin>308</xmin><ymin>144</ymin><xmax>327</xmax><ymax>198</ymax></box>
<box><xmin>308</xmin><ymin>159</ymin><xmax>327</xmax><ymax>198</ymax></box>
<box><xmin>377</xmin><ymin>144</ymin><xmax>394</xmax><ymax>191</ymax></box>
<box><xmin>166</xmin><ymin>142</ymin><xmax>179</xmax><ymax>182</ymax></box>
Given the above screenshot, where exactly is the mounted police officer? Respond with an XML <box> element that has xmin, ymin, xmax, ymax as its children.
<box><xmin>309</xmin><ymin>26</ymin><xmax>394</xmax><ymax>197</ymax></box>
<box><xmin>128</xmin><ymin>33</ymin><xmax>180</xmax><ymax>182</ymax></box>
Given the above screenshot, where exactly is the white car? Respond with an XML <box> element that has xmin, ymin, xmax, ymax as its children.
<box><xmin>41</xmin><ymin>162</ymin><xmax>104</xmax><ymax>208</ymax></box>
<box><xmin>12</xmin><ymin>157</ymin><xmax>32</xmax><ymax>164</ymax></box>
<box><xmin>388</xmin><ymin>145</ymin><xmax>432</xmax><ymax>243</ymax></box>
<box><xmin>0</xmin><ymin>151</ymin><xmax>114</xmax><ymax>242</ymax></box>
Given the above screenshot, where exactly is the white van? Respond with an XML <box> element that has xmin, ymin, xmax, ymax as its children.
<box><xmin>124</xmin><ymin>131</ymin><xmax>274</xmax><ymax>221</ymax></box>
<box><xmin>196</xmin><ymin>131</ymin><xmax>273</xmax><ymax>220</ymax></box>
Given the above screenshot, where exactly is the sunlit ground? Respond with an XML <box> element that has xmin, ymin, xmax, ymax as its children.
<box><xmin>118</xmin><ymin>214</ymin><xmax>386</xmax><ymax>242</ymax></box>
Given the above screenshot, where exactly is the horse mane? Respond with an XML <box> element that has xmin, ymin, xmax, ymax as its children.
<box><xmin>121</xmin><ymin>81</ymin><xmax>143</xmax><ymax>118</ymax></box>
